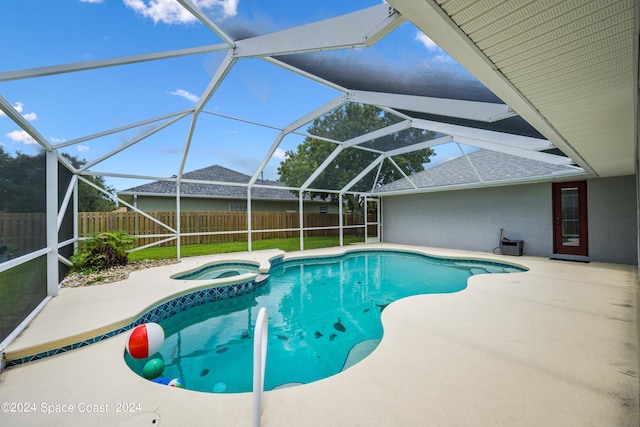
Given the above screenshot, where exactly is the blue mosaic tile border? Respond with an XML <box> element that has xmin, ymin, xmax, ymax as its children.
<box><xmin>269</xmin><ymin>255</ymin><xmax>283</xmax><ymax>268</ymax></box>
<box><xmin>5</xmin><ymin>278</ymin><xmax>266</xmax><ymax>368</ymax></box>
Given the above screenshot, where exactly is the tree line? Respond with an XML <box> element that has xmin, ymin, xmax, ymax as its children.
<box><xmin>0</xmin><ymin>146</ymin><xmax>116</xmax><ymax>213</ymax></box>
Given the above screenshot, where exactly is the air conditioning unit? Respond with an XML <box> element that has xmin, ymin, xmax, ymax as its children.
<box><xmin>500</xmin><ymin>239</ymin><xmax>523</xmax><ymax>256</ymax></box>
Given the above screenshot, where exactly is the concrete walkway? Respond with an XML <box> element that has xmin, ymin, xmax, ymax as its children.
<box><xmin>0</xmin><ymin>244</ymin><xmax>637</xmax><ymax>426</ymax></box>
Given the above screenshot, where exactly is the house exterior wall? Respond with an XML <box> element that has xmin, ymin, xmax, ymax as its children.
<box><xmin>587</xmin><ymin>176</ymin><xmax>637</xmax><ymax>264</ymax></box>
<box><xmin>382</xmin><ymin>176</ymin><xmax>637</xmax><ymax>265</ymax></box>
<box><xmin>122</xmin><ymin>195</ymin><xmax>338</xmax><ymax>214</ymax></box>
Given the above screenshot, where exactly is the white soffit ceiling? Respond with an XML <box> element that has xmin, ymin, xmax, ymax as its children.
<box><xmin>390</xmin><ymin>0</ymin><xmax>637</xmax><ymax>177</ymax></box>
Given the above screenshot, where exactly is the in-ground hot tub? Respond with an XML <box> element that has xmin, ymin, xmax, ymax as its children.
<box><xmin>172</xmin><ymin>262</ymin><xmax>260</xmax><ymax>280</ymax></box>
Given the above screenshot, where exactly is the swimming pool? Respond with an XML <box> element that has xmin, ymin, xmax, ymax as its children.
<box><xmin>125</xmin><ymin>250</ymin><xmax>525</xmax><ymax>393</ymax></box>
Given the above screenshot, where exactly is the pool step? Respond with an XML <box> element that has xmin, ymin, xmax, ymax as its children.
<box><xmin>342</xmin><ymin>338</ymin><xmax>381</xmax><ymax>371</ymax></box>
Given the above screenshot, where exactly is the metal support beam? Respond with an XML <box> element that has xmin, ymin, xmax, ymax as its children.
<box><xmin>0</xmin><ymin>44</ymin><xmax>229</xmax><ymax>83</ymax></box>
<box><xmin>249</xmin><ymin>95</ymin><xmax>349</xmax><ymax>187</ymax></box>
<box><xmin>176</xmin><ymin>182</ymin><xmax>181</xmax><ymax>260</ymax></box>
<box><xmin>79</xmin><ymin>112</ymin><xmax>190</xmax><ymax>172</ymax></box>
<box><xmin>384</xmin><ymin>135</ymin><xmax>453</xmax><ymax>157</ymax></box>
<box><xmin>54</xmin><ymin>109</ymin><xmax>193</xmax><ymax>149</ymax></box>
<box><xmin>341</xmin><ymin>154</ymin><xmax>385</xmax><ymax>193</ymax></box>
<box><xmin>351</xmin><ymin>90</ymin><xmax>516</xmax><ymax>123</ymax></box>
<box><xmin>57</xmin><ymin>175</ymin><xmax>78</xmax><ymax>231</ymax></box>
<box><xmin>46</xmin><ymin>150</ymin><xmax>59</xmax><ymax>297</ymax></box>
<box><xmin>299</xmin><ymin>191</ymin><xmax>304</xmax><ymax>251</ymax></box>
<box><xmin>179</xmin><ymin>50</ymin><xmax>237</xmax><ymax>180</ymax></box>
<box><xmin>235</xmin><ymin>5</ymin><xmax>403</xmax><ymax>58</ymax></box>
<box><xmin>387</xmin><ymin>0</ymin><xmax>595</xmax><ymax>175</ymax></box>
<box><xmin>412</xmin><ymin>118</ymin><xmax>553</xmax><ymax>151</ymax></box>
<box><xmin>0</xmin><ymin>94</ymin><xmax>51</xmax><ymax>151</ymax></box>
<box><xmin>176</xmin><ymin>0</ymin><xmax>236</xmax><ymax>47</ymax></box>
<box><xmin>247</xmin><ymin>187</ymin><xmax>252</xmax><ymax>252</ymax></box>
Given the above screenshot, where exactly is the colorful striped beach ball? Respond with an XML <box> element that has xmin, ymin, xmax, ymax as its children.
<box><xmin>126</xmin><ymin>322</ymin><xmax>165</xmax><ymax>359</ymax></box>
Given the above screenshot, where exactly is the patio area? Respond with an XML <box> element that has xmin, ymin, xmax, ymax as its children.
<box><xmin>0</xmin><ymin>244</ymin><xmax>637</xmax><ymax>426</ymax></box>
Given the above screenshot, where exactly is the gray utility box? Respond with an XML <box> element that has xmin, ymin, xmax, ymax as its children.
<box><xmin>500</xmin><ymin>239</ymin><xmax>523</xmax><ymax>256</ymax></box>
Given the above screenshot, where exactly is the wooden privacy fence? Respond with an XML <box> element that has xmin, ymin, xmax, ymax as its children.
<box><xmin>0</xmin><ymin>213</ymin><xmax>46</xmax><ymax>256</ymax></box>
<box><xmin>77</xmin><ymin>211</ymin><xmax>367</xmax><ymax>247</ymax></box>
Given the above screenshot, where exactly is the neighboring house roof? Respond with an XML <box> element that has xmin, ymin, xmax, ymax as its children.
<box><xmin>375</xmin><ymin>149</ymin><xmax>584</xmax><ymax>193</ymax></box>
<box><xmin>119</xmin><ymin>165</ymin><xmax>314</xmax><ymax>202</ymax></box>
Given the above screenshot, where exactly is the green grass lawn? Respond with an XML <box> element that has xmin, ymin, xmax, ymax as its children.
<box><xmin>128</xmin><ymin>235</ymin><xmax>365</xmax><ymax>262</ymax></box>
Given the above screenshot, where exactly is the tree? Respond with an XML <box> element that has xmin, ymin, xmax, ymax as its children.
<box><xmin>0</xmin><ymin>146</ymin><xmax>117</xmax><ymax>213</ymax></box>
<box><xmin>278</xmin><ymin>104</ymin><xmax>435</xmax><ymax>211</ymax></box>
<box><xmin>0</xmin><ymin>146</ymin><xmax>46</xmax><ymax>213</ymax></box>
<box><xmin>61</xmin><ymin>153</ymin><xmax>117</xmax><ymax>212</ymax></box>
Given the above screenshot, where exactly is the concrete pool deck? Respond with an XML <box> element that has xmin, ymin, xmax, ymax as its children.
<box><xmin>0</xmin><ymin>244</ymin><xmax>638</xmax><ymax>426</ymax></box>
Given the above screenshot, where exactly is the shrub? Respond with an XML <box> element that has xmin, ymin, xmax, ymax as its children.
<box><xmin>71</xmin><ymin>230</ymin><xmax>135</xmax><ymax>273</ymax></box>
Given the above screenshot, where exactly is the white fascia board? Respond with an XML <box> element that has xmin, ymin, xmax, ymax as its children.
<box><xmin>176</xmin><ymin>0</ymin><xmax>235</xmax><ymax>47</ymax></box>
<box><xmin>351</xmin><ymin>90</ymin><xmax>516</xmax><ymax>122</ymax></box>
<box><xmin>412</xmin><ymin>118</ymin><xmax>553</xmax><ymax>151</ymax></box>
<box><xmin>0</xmin><ymin>44</ymin><xmax>228</xmax><ymax>83</ymax></box>
<box><xmin>453</xmin><ymin>136</ymin><xmax>574</xmax><ymax>166</ymax></box>
<box><xmin>234</xmin><ymin>5</ymin><xmax>403</xmax><ymax>58</ymax></box>
<box><xmin>0</xmin><ymin>94</ymin><xmax>51</xmax><ymax>151</ymax></box>
<box><xmin>375</xmin><ymin>169</ymin><xmax>588</xmax><ymax>197</ymax></box>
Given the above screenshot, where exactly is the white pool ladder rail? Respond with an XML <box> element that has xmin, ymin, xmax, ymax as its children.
<box><xmin>253</xmin><ymin>307</ymin><xmax>268</xmax><ymax>427</ymax></box>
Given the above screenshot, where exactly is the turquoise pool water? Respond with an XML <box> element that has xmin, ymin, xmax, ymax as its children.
<box><xmin>125</xmin><ymin>251</ymin><xmax>524</xmax><ymax>393</ymax></box>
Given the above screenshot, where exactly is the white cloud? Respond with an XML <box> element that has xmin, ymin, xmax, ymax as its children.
<box><xmin>7</xmin><ymin>130</ymin><xmax>36</xmax><ymax>145</ymax></box>
<box><xmin>50</xmin><ymin>136</ymin><xmax>66</xmax><ymax>144</ymax></box>
<box><xmin>415</xmin><ymin>32</ymin><xmax>439</xmax><ymax>51</ymax></box>
<box><xmin>123</xmin><ymin>0</ymin><xmax>238</xmax><ymax>25</ymax></box>
<box><xmin>273</xmin><ymin>148</ymin><xmax>286</xmax><ymax>160</ymax></box>
<box><xmin>169</xmin><ymin>89</ymin><xmax>199</xmax><ymax>103</ymax></box>
<box><xmin>77</xmin><ymin>145</ymin><xmax>90</xmax><ymax>152</ymax></box>
<box><xmin>415</xmin><ymin>32</ymin><xmax>455</xmax><ymax>64</ymax></box>
<box><xmin>0</xmin><ymin>102</ymin><xmax>37</xmax><ymax>121</ymax></box>
<box><xmin>79</xmin><ymin>0</ymin><xmax>104</xmax><ymax>3</ymax></box>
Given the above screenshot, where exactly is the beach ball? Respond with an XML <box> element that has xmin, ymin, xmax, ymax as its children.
<box><xmin>168</xmin><ymin>378</ymin><xmax>183</xmax><ymax>388</ymax></box>
<box><xmin>126</xmin><ymin>323</ymin><xmax>165</xmax><ymax>359</ymax></box>
<box><xmin>142</xmin><ymin>358</ymin><xmax>165</xmax><ymax>380</ymax></box>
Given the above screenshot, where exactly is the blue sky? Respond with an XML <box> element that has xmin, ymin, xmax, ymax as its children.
<box><xmin>0</xmin><ymin>0</ymin><xmax>476</xmax><ymax>191</ymax></box>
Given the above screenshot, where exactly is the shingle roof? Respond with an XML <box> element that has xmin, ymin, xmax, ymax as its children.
<box><xmin>119</xmin><ymin>165</ymin><xmax>303</xmax><ymax>201</ymax></box>
<box><xmin>375</xmin><ymin>149</ymin><xmax>582</xmax><ymax>193</ymax></box>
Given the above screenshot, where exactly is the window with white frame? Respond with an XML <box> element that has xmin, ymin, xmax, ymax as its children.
<box><xmin>229</xmin><ymin>203</ymin><xmax>247</xmax><ymax>212</ymax></box>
